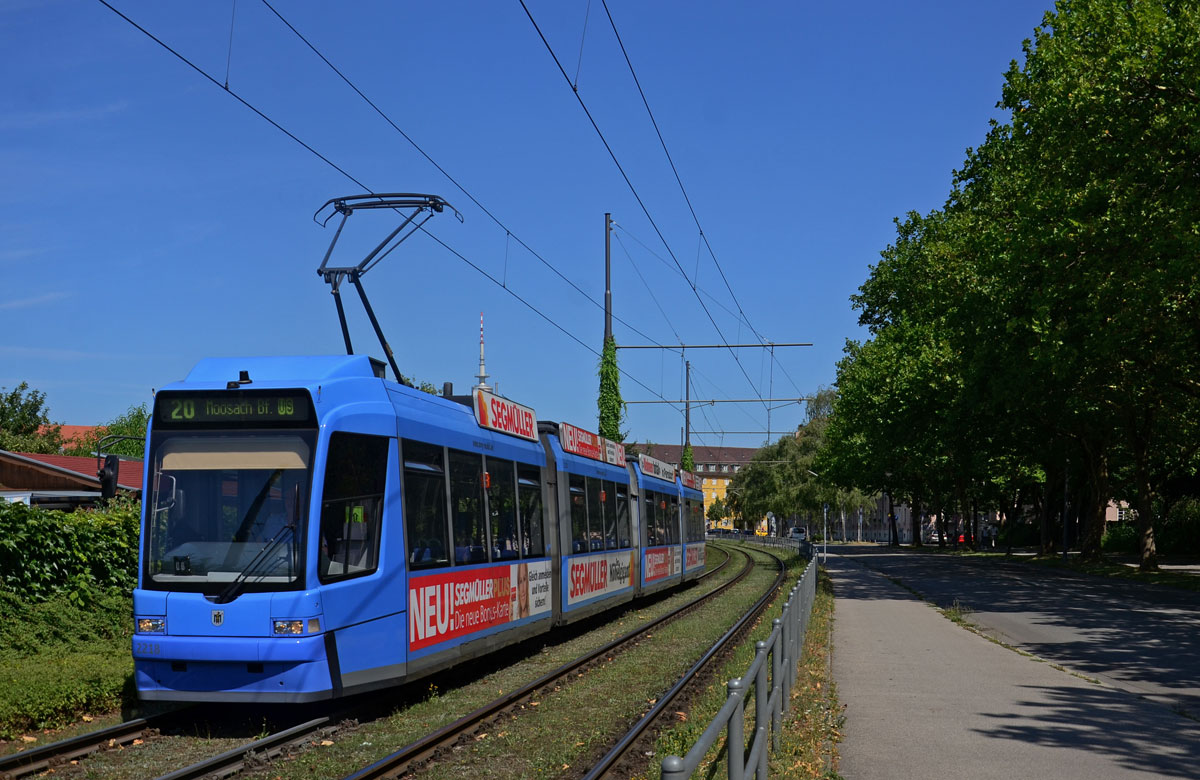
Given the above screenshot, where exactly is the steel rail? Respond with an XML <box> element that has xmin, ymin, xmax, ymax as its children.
<box><xmin>0</xmin><ymin>710</ymin><xmax>192</xmax><ymax>779</ymax></box>
<box><xmin>2</xmin><ymin>547</ymin><xmax>734</xmax><ymax>780</ymax></box>
<box><xmin>341</xmin><ymin>543</ymin><xmax>748</xmax><ymax>780</ymax></box>
<box><xmin>582</xmin><ymin>545</ymin><xmax>787</xmax><ymax>780</ymax></box>
<box><xmin>152</xmin><ymin>716</ymin><xmax>337</xmax><ymax>780</ymax></box>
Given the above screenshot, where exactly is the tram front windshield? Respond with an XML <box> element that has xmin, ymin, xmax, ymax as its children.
<box><xmin>143</xmin><ymin>433</ymin><xmax>313</xmax><ymax>595</ymax></box>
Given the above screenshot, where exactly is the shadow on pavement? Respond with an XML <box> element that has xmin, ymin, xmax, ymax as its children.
<box><xmin>832</xmin><ymin>545</ymin><xmax>1200</xmax><ymax>716</ymax></box>
<box><xmin>975</xmin><ymin>684</ymin><xmax>1200</xmax><ymax>779</ymax></box>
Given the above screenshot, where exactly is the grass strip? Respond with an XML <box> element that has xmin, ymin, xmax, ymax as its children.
<box><xmin>233</xmin><ymin>546</ymin><xmax>769</xmax><ymax>780</ymax></box>
<box><xmin>646</xmin><ymin>554</ymin><xmax>840</xmax><ymax>780</ymax></box>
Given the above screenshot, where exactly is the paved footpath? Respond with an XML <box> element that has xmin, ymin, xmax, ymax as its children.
<box><xmin>829</xmin><ymin>553</ymin><xmax>1200</xmax><ymax>780</ymax></box>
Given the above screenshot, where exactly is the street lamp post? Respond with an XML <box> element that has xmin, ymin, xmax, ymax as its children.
<box><xmin>806</xmin><ymin>469</ymin><xmax>828</xmax><ymax>563</ymax></box>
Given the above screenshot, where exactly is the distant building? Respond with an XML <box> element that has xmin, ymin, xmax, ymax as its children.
<box><xmin>0</xmin><ymin>450</ymin><xmax>142</xmax><ymax>509</ymax></box>
<box><xmin>630</xmin><ymin>442</ymin><xmax>758</xmax><ymax>528</ymax></box>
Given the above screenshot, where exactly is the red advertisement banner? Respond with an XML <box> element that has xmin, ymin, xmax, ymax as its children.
<box><xmin>644</xmin><ymin>545</ymin><xmax>674</xmax><ymax>582</ymax></box>
<box><xmin>686</xmin><ymin>542</ymin><xmax>706</xmax><ymax>570</ymax></box>
<box><xmin>559</xmin><ymin>421</ymin><xmax>604</xmax><ymax>461</ymax></box>
<box><xmin>566</xmin><ymin>550</ymin><xmax>634</xmax><ymax>605</ymax></box>
<box><xmin>408</xmin><ymin>561</ymin><xmax>551</xmax><ymax>651</ymax></box>
<box><xmin>474</xmin><ymin>389</ymin><xmax>537</xmax><ymax>441</ymax></box>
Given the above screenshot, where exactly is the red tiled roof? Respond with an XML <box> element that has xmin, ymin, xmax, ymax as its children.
<box><xmin>12</xmin><ymin>452</ymin><xmax>143</xmax><ymax>491</ymax></box>
<box><xmin>59</xmin><ymin>425</ymin><xmax>101</xmax><ymax>445</ymax></box>
<box><xmin>633</xmin><ymin>443</ymin><xmax>760</xmax><ymax>469</ymax></box>
<box><xmin>36</xmin><ymin>424</ymin><xmax>102</xmax><ymax>445</ymax></box>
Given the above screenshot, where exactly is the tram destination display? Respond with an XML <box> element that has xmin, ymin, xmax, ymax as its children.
<box><xmin>154</xmin><ymin>390</ymin><xmax>312</xmax><ymax>426</ymax></box>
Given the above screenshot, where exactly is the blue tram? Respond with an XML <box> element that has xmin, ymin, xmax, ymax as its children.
<box><xmin>132</xmin><ymin>355</ymin><xmax>705</xmax><ymax>702</ymax></box>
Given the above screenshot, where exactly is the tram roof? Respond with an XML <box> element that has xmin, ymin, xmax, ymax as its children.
<box><xmin>181</xmin><ymin>355</ymin><xmax>378</xmax><ymax>385</ymax></box>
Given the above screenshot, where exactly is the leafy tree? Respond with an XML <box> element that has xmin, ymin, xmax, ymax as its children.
<box><xmin>0</xmin><ymin>383</ymin><xmax>63</xmax><ymax>454</ymax></box>
<box><xmin>597</xmin><ymin>336</ymin><xmax>625</xmax><ymax>441</ymax></box>
<box><xmin>65</xmin><ymin>404</ymin><xmax>151</xmax><ymax>458</ymax></box>
<box><xmin>706</xmin><ymin>496</ymin><xmax>726</xmax><ymax>526</ymax></box>
<box><xmin>727</xmin><ymin>391</ymin><xmax>840</xmax><ymax>531</ymax></box>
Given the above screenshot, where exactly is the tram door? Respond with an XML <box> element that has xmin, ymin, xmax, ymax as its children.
<box><xmin>315</xmin><ymin>432</ymin><xmax>405</xmax><ymax>693</ymax></box>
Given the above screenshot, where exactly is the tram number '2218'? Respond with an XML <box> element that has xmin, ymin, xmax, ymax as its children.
<box><xmin>134</xmin><ymin>641</ymin><xmax>162</xmax><ymax>656</ymax></box>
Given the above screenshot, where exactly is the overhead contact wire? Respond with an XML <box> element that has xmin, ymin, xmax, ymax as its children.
<box><xmin>517</xmin><ymin>0</ymin><xmax>769</xmax><ymax>412</ymax></box>
<box><xmin>99</xmin><ymin>0</ymin><xmax>679</xmax><ymax>413</ymax></box>
<box><xmin>600</xmin><ymin>0</ymin><xmax>766</xmax><ymax>346</ymax></box>
<box><xmin>260</xmin><ymin>0</ymin><xmax>665</xmax><ymax>351</ymax></box>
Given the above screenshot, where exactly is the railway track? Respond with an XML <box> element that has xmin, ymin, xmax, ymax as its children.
<box><xmin>0</xmin><ymin>711</ymin><xmax>184</xmax><ymax>779</ymax></box>
<box><xmin>1</xmin><ymin>546</ymin><xmax>737</xmax><ymax>780</ymax></box>
<box><xmin>338</xmin><ymin>543</ymin><xmax>759</xmax><ymax>780</ymax></box>
<box><xmin>583</xmin><ymin>545</ymin><xmax>787</xmax><ymax>779</ymax></box>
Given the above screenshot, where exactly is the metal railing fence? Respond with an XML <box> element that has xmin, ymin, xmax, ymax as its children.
<box><xmin>661</xmin><ymin>552</ymin><xmax>818</xmax><ymax>780</ymax></box>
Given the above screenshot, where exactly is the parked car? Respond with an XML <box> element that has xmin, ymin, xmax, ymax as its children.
<box><xmin>787</xmin><ymin>527</ymin><xmax>807</xmax><ymax>541</ymax></box>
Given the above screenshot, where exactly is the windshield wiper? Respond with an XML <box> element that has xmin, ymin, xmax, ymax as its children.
<box><xmin>214</xmin><ymin>525</ymin><xmax>295</xmax><ymax>604</ymax></box>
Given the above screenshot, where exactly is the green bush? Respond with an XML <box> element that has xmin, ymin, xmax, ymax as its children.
<box><xmin>1101</xmin><ymin>523</ymin><xmax>1139</xmax><ymax>554</ymax></box>
<box><xmin>1159</xmin><ymin>498</ymin><xmax>1200</xmax><ymax>556</ymax></box>
<box><xmin>0</xmin><ymin>586</ymin><xmax>134</xmax><ymax>738</ymax></box>
<box><xmin>0</xmin><ymin>497</ymin><xmax>140</xmax><ymax>602</ymax></box>
<box><xmin>0</xmin><ymin>499</ymin><xmax>140</xmax><ymax>737</ymax></box>
<box><xmin>999</xmin><ymin>520</ymin><xmax>1040</xmax><ymax>547</ymax></box>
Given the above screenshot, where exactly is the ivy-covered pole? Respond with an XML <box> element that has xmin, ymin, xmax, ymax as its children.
<box><xmin>598</xmin><ymin>335</ymin><xmax>624</xmax><ymax>441</ymax></box>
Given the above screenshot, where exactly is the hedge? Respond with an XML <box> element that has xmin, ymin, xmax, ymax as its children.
<box><xmin>0</xmin><ymin>497</ymin><xmax>139</xmax><ymax>603</ymax></box>
<box><xmin>0</xmin><ymin>499</ymin><xmax>140</xmax><ymax>737</ymax></box>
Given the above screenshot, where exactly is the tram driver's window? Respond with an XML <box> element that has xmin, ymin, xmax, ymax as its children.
<box><xmin>319</xmin><ymin>432</ymin><xmax>387</xmax><ymax>582</ymax></box>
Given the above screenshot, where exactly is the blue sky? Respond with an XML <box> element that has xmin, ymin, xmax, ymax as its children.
<box><xmin>2</xmin><ymin>0</ymin><xmax>1053</xmax><ymax>449</ymax></box>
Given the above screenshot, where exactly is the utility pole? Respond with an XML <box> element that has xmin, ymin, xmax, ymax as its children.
<box><xmin>685</xmin><ymin>360</ymin><xmax>691</xmax><ymax>450</ymax></box>
<box><xmin>767</xmin><ymin>342</ymin><xmax>775</xmax><ymax>440</ymax></box>
<box><xmin>604</xmin><ymin>212</ymin><xmax>613</xmax><ymax>342</ymax></box>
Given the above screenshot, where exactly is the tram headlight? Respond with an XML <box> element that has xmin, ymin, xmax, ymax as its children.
<box><xmin>273</xmin><ymin>618</ymin><xmax>321</xmax><ymax>635</ymax></box>
<box><xmin>137</xmin><ymin>617</ymin><xmax>166</xmax><ymax>634</ymax></box>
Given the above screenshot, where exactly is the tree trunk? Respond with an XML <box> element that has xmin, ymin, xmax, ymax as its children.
<box><xmin>888</xmin><ymin>493</ymin><xmax>899</xmax><ymax>546</ymax></box>
<box><xmin>1133</xmin><ymin>452</ymin><xmax>1159</xmax><ymax>571</ymax></box>
<box><xmin>971</xmin><ymin>496</ymin><xmax>980</xmax><ymax>551</ymax></box>
<box><xmin>911</xmin><ymin>492</ymin><xmax>923</xmax><ymax>547</ymax></box>
<box><xmin>1040</xmin><ymin>470</ymin><xmax>1055</xmax><ymax>555</ymax></box>
<box><xmin>1078</xmin><ymin>444</ymin><xmax>1107</xmax><ymax>561</ymax></box>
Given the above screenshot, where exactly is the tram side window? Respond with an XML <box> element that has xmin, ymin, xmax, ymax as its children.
<box><xmin>668</xmin><ymin>498</ymin><xmax>680</xmax><ymax>544</ymax></box>
<box><xmin>487</xmin><ymin>458</ymin><xmax>519</xmax><ymax>561</ymax></box>
<box><xmin>655</xmin><ymin>494</ymin><xmax>668</xmax><ymax>545</ymax></box>
<box><xmin>586</xmin><ymin>477</ymin><xmax>604</xmax><ymax>551</ymax></box>
<box><xmin>602</xmin><ymin>480</ymin><xmax>618</xmax><ymax>549</ymax></box>
<box><xmin>402</xmin><ymin>440</ymin><xmax>450</xmax><ymax>570</ymax></box>
<box><xmin>518</xmin><ymin>465</ymin><xmax>544</xmax><ymax>558</ymax></box>
<box><xmin>319</xmin><ymin>433</ymin><xmax>387</xmax><ymax>582</ymax></box>
<box><xmin>644</xmin><ymin>491</ymin><xmax>658</xmax><ymax>546</ymax></box>
<box><xmin>616</xmin><ymin>486</ymin><xmax>630</xmax><ymax>548</ymax></box>
<box><xmin>449</xmin><ymin>449</ymin><xmax>487</xmax><ymax>564</ymax></box>
<box><xmin>569</xmin><ymin>473</ymin><xmax>588</xmax><ymax>554</ymax></box>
